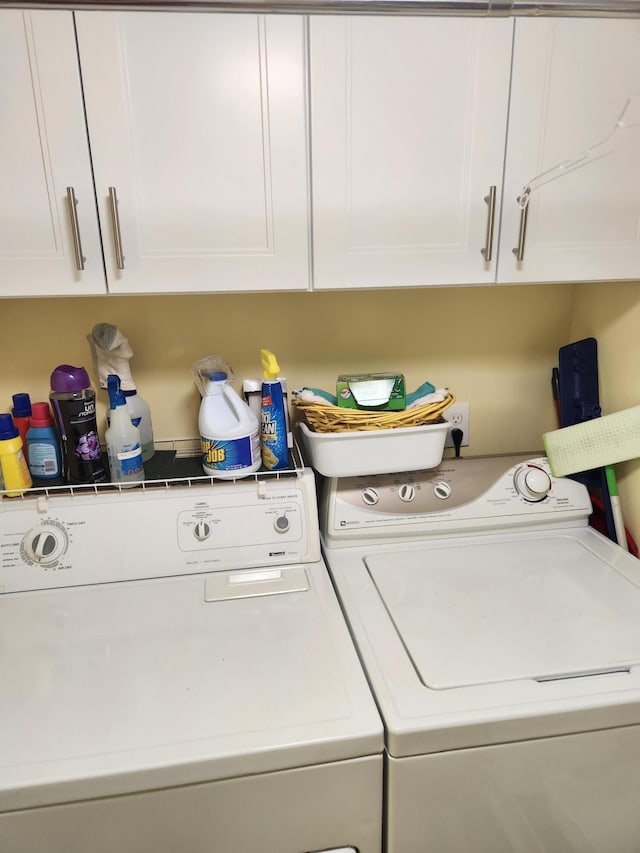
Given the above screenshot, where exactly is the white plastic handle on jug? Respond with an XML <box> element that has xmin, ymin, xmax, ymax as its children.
<box><xmin>223</xmin><ymin>382</ymin><xmax>255</xmax><ymax>425</ymax></box>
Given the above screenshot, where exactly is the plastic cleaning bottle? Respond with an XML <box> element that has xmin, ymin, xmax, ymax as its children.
<box><xmin>87</xmin><ymin>322</ymin><xmax>155</xmax><ymax>462</ymax></box>
<box><xmin>0</xmin><ymin>413</ymin><xmax>32</xmax><ymax>497</ymax></box>
<box><xmin>106</xmin><ymin>375</ymin><xmax>144</xmax><ymax>487</ymax></box>
<box><xmin>260</xmin><ymin>349</ymin><xmax>290</xmax><ymax>471</ymax></box>
<box><xmin>242</xmin><ymin>378</ymin><xmax>263</xmax><ymax>421</ymax></box>
<box><xmin>49</xmin><ymin>364</ymin><xmax>107</xmax><ymax>485</ymax></box>
<box><xmin>26</xmin><ymin>402</ymin><xmax>62</xmax><ymax>480</ymax></box>
<box><xmin>193</xmin><ymin>357</ymin><xmax>261</xmax><ymax>479</ymax></box>
<box><xmin>11</xmin><ymin>393</ymin><xmax>32</xmax><ymax>464</ymax></box>
<box><xmin>104</xmin><ymin>390</ymin><xmax>154</xmax><ymax>462</ymax></box>
<box><xmin>123</xmin><ymin>390</ymin><xmax>154</xmax><ymax>461</ymax></box>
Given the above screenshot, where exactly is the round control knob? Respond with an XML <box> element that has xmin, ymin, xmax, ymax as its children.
<box><xmin>21</xmin><ymin>524</ymin><xmax>68</xmax><ymax>565</ymax></box>
<box><xmin>514</xmin><ymin>465</ymin><xmax>552</xmax><ymax>502</ymax></box>
<box><xmin>362</xmin><ymin>487</ymin><xmax>380</xmax><ymax>507</ymax></box>
<box><xmin>433</xmin><ymin>480</ymin><xmax>452</xmax><ymax>500</ymax></box>
<box><xmin>194</xmin><ymin>520</ymin><xmax>211</xmax><ymax>541</ymax></box>
<box><xmin>274</xmin><ymin>515</ymin><xmax>290</xmax><ymax>533</ymax></box>
<box><xmin>398</xmin><ymin>484</ymin><xmax>416</xmax><ymax>503</ymax></box>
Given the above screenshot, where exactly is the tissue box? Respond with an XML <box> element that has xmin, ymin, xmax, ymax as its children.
<box><xmin>336</xmin><ymin>372</ymin><xmax>406</xmax><ymax>410</ymax></box>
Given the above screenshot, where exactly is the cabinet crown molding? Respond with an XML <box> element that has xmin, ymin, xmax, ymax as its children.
<box><xmin>3</xmin><ymin>0</ymin><xmax>640</xmax><ymax>18</ymax></box>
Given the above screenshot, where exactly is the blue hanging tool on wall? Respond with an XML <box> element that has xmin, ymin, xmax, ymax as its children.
<box><xmin>557</xmin><ymin>337</ymin><xmax>617</xmax><ymax>544</ymax></box>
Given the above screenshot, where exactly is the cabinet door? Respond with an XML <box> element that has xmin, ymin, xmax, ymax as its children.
<box><xmin>0</xmin><ymin>11</ymin><xmax>105</xmax><ymax>297</ymax></box>
<box><xmin>75</xmin><ymin>12</ymin><xmax>309</xmax><ymax>294</ymax></box>
<box><xmin>499</xmin><ymin>18</ymin><xmax>640</xmax><ymax>283</ymax></box>
<box><xmin>309</xmin><ymin>17</ymin><xmax>513</xmax><ymax>290</ymax></box>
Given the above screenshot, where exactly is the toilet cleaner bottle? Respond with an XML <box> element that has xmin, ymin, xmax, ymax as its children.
<box><xmin>260</xmin><ymin>349</ymin><xmax>290</xmax><ymax>471</ymax></box>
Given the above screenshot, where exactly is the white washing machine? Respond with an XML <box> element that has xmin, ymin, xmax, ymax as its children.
<box><xmin>0</xmin><ymin>462</ymin><xmax>383</xmax><ymax>853</ymax></box>
<box><xmin>321</xmin><ymin>454</ymin><xmax>640</xmax><ymax>852</ymax></box>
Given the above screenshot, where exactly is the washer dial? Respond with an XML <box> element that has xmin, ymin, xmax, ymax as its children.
<box><xmin>398</xmin><ymin>484</ymin><xmax>416</xmax><ymax>503</ymax></box>
<box><xmin>362</xmin><ymin>488</ymin><xmax>380</xmax><ymax>506</ymax></box>
<box><xmin>433</xmin><ymin>480</ymin><xmax>452</xmax><ymax>500</ymax></box>
<box><xmin>514</xmin><ymin>465</ymin><xmax>552</xmax><ymax>502</ymax></box>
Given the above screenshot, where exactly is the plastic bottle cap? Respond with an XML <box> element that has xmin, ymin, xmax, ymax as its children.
<box><xmin>260</xmin><ymin>349</ymin><xmax>280</xmax><ymax>381</ymax></box>
<box><xmin>207</xmin><ymin>371</ymin><xmax>228</xmax><ymax>381</ymax></box>
<box><xmin>50</xmin><ymin>364</ymin><xmax>91</xmax><ymax>393</ymax></box>
<box><xmin>0</xmin><ymin>413</ymin><xmax>19</xmax><ymax>440</ymax></box>
<box><xmin>11</xmin><ymin>393</ymin><xmax>32</xmax><ymax>417</ymax></box>
<box><xmin>30</xmin><ymin>402</ymin><xmax>54</xmax><ymax>428</ymax></box>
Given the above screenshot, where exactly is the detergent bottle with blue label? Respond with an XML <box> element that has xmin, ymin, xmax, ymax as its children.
<box><xmin>193</xmin><ymin>356</ymin><xmax>261</xmax><ymax>479</ymax></box>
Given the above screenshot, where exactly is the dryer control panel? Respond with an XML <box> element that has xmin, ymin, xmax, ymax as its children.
<box><xmin>0</xmin><ymin>470</ymin><xmax>320</xmax><ymax>594</ymax></box>
<box><xmin>321</xmin><ymin>454</ymin><xmax>593</xmax><ymax>545</ymax></box>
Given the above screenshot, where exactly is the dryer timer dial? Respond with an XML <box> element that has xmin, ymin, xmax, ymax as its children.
<box><xmin>513</xmin><ymin>465</ymin><xmax>552</xmax><ymax>502</ymax></box>
<box><xmin>21</xmin><ymin>522</ymin><xmax>69</xmax><ymax>565</ymax></box>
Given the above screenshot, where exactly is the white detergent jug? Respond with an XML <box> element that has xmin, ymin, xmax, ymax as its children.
<box><xmin>194</xmin><ymin>359</ymin><xmax>261</xmax><ymax>479</ymax></box>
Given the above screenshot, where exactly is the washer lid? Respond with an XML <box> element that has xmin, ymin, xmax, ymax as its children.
<box><xmin>366</xmin><ymin>537</ymin><xmax>640</xmax><ymax>689</ymax></box>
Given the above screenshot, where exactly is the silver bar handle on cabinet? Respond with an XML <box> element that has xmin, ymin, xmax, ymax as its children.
<box><xmin>512</xmin><ymin>202</ymin><xmax>529</xmax><ymax>262</ymax></box>
<box><xmin>480</xmin><ymin>185</ymin><xmax>496</xmax><ymax>262</ymax></box>
<box><xmin>108</xmin><ymin>186</ymin><xmax>125</xmax><ymax>270</ymax></box>
<box><xmin>65</xmin><ymin>187</ymin><xmax>85</xmax><ymax>271</ymax></box>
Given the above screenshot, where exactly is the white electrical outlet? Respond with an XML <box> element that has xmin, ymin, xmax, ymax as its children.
<box><xmin>444</xmin><ymin>402</ymin><xmax>470</xmax><ymax>448</ymax></box>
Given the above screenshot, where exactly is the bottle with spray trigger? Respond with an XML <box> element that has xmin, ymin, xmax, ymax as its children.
<box><xmin>260</xmin><ymin>350</ymin><xmax>290</xmax><ymax>471</ymax></box>
<box><xmin>87</xmin><ymin>323</ymin><xmax>155</xmax><ymax>461</ymax></box>
<box><xmin>105</xmin><ymin>375</ymin><xmax>144</xmax><ymax>488</ymax></box>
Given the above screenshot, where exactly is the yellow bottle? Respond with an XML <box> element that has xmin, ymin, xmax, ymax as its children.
<box><xmin>0</xmin><ymin>413</ymin><xmax>33</xmax><ymax>497</ymax></box>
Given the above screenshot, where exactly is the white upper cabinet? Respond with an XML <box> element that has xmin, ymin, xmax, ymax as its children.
<box><xmin>309</xmin><ymin>17</ymin><xmax>513</xmax><ymax>289</ymax></box>
<box><xmin>499</xmin><ymin>18</ymin><xmax>640</xmax><ymax>283</ymax></box>
<box><xmin>75</xmin><ymin>12</ymin><xmax>310</xmax><ymax>294</ymax></box>
<box><xmin>0</xmin><ymin>11</ymin><xmax>105</xmax><ymax>297</ymax></box>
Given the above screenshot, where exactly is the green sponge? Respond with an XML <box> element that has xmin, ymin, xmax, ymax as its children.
<box><xmin>543</xmin><ymin>405</ymin><xmax>640</xmax><ymax>476</ymax></box>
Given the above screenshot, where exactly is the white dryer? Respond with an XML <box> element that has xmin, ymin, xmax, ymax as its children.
<box><xmin>0</xmin><ymin>465</ymin><xmax>383</xmax><ymax>853</ymax></box>
<box><xmin>321</xmin><ymin>454</ymin><xmax>640</xmax><ymax>852</ymax></box>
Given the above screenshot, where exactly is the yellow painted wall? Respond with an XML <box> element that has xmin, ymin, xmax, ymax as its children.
<box><xmin>570</xmin><ymin>280</ymin><xmax>640</xmax><ymax>542</ymax></box>
<box><xmin>1</xmin><ymin>284</ymin><xmax>572</xmax><ymax>456</ymax></box>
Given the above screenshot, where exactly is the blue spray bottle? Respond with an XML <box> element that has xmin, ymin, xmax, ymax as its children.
<box><xmin>260</xmin><ymin>350</ymin><xmax>290</xmax><ymax>471</ymax></box>
<box><xmin>105</xmin><ymin>375</ymin><xmax>144</xmax><ymax>487</ymax></box>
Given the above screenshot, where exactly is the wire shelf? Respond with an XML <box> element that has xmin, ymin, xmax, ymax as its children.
<box><xmin>1</xmin><ymin>439</ymin><xmax>306</xmax><ymax>502</ymax></box>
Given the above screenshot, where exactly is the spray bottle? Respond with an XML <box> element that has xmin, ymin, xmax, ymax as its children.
<box><xmin>87</xmin><ymin>323</ymin><xmax>155</xmax><ymax>461</ymax></box>
<box><xmin>105</xmin><ymin>375</ymin><xmax>144</xmax><ymax>487</ymax></box>
<box><xmin>260</xmin><ymin>350</ymin><xmax>290</xmax><ymax>471</ymax></box>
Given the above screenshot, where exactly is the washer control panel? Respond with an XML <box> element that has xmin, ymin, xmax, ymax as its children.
<box><xmin>322</xmin><ymin>454</ymin><xmax>592</xmax><ymax>544</ymax></box>
<box><xmin>0</xmin><ymin>471</ymin><xmax>319</xmax><ymax>594</ymax></box>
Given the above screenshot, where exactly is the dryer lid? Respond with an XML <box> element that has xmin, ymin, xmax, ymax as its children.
<box><xmin>365</xmin><ymin>536</ymin><xmax>640</xmax><ymax>689</ymax></box>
